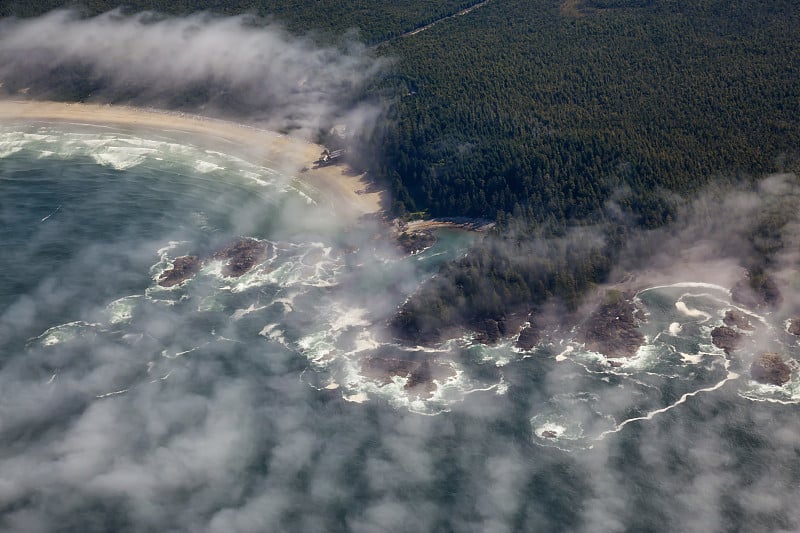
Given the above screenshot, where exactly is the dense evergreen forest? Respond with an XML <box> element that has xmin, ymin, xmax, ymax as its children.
<box><xmin>375</xmin><ymin>0</ymin><xmax>800</xmax><ymax>223</ymax></box>
<box><xmin>5</xmin><ymin>0</ymin><xmax>800</xmax><ymax>341</ymax></box>
<box><xmin>0</xmin><ymin>0</ymin><xmax>475</xmax><ymax>44</ymax></box>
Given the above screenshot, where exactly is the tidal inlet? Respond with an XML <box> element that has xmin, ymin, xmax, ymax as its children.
<box><xmin>1</xmin><ymin>9</ymin><xmax>800</xmax><ymax>533</ymax></box>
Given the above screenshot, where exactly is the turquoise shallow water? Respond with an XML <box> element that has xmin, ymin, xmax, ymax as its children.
<box><xmin>2</xmin><ymin>122</ymin><xmax>800</xmax><ymax>532</ymax></box>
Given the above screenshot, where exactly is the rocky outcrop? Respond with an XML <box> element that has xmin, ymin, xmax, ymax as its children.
<box><xmin>788</xmin><ymin>318</ymin><xmax>800</xmax><ymax>336</ymax></box>
<box><xmin>750</xmin><ymin>352</ymin><xmax>792</xmax><ymax>386</ymax></box>
<box><xmin>473</xmin><ymin>313</ymin><xmax>528</xmax><ymax>345</ymax></box>
<box><xmin>211</xmin><ymin>238</ymin><xmax>270</xmax><ymax>277</ymax></box>
<box><xmin>361</xmin><ymin>356</ymin><xmax>455</xmax><ymax>399</ymax></box>
<box><xmin>516</xmin><ymin>318</ymin><xmax>541</xmax><ymax>351</ymax></box>
<box><xmin>397</xmin><ymin>230</ymin><xmax>437</xmax><ymax>254</ymax></box>
<box><xmin>579</xmin><ymin>292</ymin><xmax>644</xmax><ymax>358</ymax></box>
<box><xmin>723</xmin><ymin>309</ymin><xmax>754</xmax><ymax>330</ymax></box>
<box><xmin>157</xmin><ymin>237</ymin><xmax>271</xmax><ymax>287</ymax></box>
<box><xmin>158</xmin><ymin>255</ymin><xmax>204</xmax><ymax>287</ymax></box>
<box><xmin>711</xmin><ymin>326</ymin><xmax>743</xmax><ymax>355</ymax></box>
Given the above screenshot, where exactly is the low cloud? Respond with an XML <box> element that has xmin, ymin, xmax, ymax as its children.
<box><xmin>0</xmin><ymin>9</ymin><xmax>387</xmax><ymax>137</ymax></box>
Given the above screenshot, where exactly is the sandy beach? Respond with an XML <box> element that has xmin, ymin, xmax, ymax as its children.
<box><xmin>0</xmin><ymin>99</ymin><xmax>385</xmax><ymax>220</ymax></box>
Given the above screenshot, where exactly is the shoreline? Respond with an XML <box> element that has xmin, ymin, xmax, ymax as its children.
<box><xmin>0</xmin><ymin>99</ymin><xmax>385</xmax><ymax>221</ymax></box>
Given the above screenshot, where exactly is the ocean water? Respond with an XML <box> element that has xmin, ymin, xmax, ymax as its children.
<box><xmin>2</xmin><ymin>122</ymin><xmax>799</xmax><ymax>532</ymax></box>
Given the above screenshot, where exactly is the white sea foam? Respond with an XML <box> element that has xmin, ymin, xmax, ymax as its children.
<box><xmin>641</xmin><ymin>281</ymin><xmax>731</xmax><ymax>294</ymax></box>
<box><xmin>555</xmin><ymin>345</ymin><xmax>574</xmax><ymax>362</ymax></box>
<box><xmin>29</xmin><ymin>321</ymin><xmax>97</xmax><ymax>346</ymax></box>
<box><xmin>105</xmin><ymin>295</ymin><xmax>141</xmax><ymax>325</ymax></box>
<box><xmin>96</xmin><ymin>388</ymin><xmax>129</xmax><ymax>399</ymax></box>
<box><xmin>675</xmin><ymin>301</ymin><xmax>712</xmax><ymax>322</ymax></box>
<box><xmin>231</xmin><ymin>303</ymin><xmax>266</xmax><ymax>320</ymax></box>
<box><xmin>194</xmin><ymin>160</ymin><xmax>224</xmax><ymax>173</ymax></box>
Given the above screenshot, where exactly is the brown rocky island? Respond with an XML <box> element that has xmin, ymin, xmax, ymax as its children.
<box><xmin>211</xmin><ymin>238</ymin><xmax>270</xmax><ymax>277</ymax></box>
<box><xmin>710</xmin><ymin>326</ymin><xmax>743</xmax><ymax>355</ymax></box>
<box><xmin>158</xmin><ymin>237</ymin><xmax>271</xmax><ymax>287</ymax></box>
<box><xmin>750</xmin><ymin>352</ymin><xmax>792</xmax><ymax>386</ymax></box>
<box><xmin>579</xmin><ymin>291</ymin><xmax>644</xmax><ymax>359</ymax></box>
<box><xmin>157</xmin><ymin>255</ymin><xmax>204</xmax><ymax>287</ymax></box>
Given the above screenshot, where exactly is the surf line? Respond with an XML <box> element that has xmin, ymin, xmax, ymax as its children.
<box><xmin>595</xmin><ymin>366</ymin><xmax>740</xmax><ymax>441</ymax></box>
<box><xmin>40</xmin><ymin>204</ymin><xmax>62</xmax><ymax>222</ymax></box>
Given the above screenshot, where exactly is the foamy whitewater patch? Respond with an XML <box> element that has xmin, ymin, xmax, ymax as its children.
<box><xmin>28</xmin><ymin>321</ymin><xmax>98</xmax><ymax>347</ymax></box>
<box><xmin>0</xmin><ymin>125</ymin><xmax>288</xmax><ymax>195</ymax></box>
<box><xmin>530</xmin><ymin>393</ymin><xmax>618</xmax><ymax>451</ymax></box>
<box><xmin>469</xmin><ymin>340</ymin><xmax>519</xmax><ymax>367</ymax></box>
<box><xmin>523</xmin><ymin>282</ymin><xmax>790</xmax><ymax>449</ymax></box>
<box><xmin>331</xmin><ymin>354</ymin><xmax>482</xmax><ymax>416</ymax></box>
<box><xmin>105</xmin><ymin>295</ymin><xmax>142</xmax><ymax>325</ymax></box>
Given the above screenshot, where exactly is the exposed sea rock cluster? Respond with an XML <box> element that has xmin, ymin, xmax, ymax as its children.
<box><xmin>473</xmin><ymin>313</ymin><xmax>527</xmax><ymax>345</ymax></box>
<box><xmin>578</xmin><ymin>291</ymin><xmax>644</xmax><ymax>359</ymax></box>
<box><xmin>360</xmin><ymin>355</ymin><xmax>455</xmax><ymax>399</ymax></box>
<box><xmin>396</xmin><ymin>229</ymin><xmax>437</xmax><ymax>254</ymax></box>
<box><xmin>750</xmin><ymin>352</ymin><xmax>792</xmax><ymax>386</ymax></box>
<box><xmin>211</xmin><ymin>238</ymin><xmax>270</xmax><ymax>277</ymax></box>
<box><xmin>158</xmin><ymin>237</ymin><xmax>271</xmax><ymax>287</ymax></box>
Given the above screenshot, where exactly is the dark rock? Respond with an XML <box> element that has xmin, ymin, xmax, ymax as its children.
<box><xmin>788</xmin><ymin>318</ymin><xmax>800</xmax><ymax>336</ymax></box>
<box><xmin>750</xmin><ymin>352</ymin><xmax>792</xmax><ymax>386</ymax></box>
<box><xmin>211</xmin><ymin>238</ymin><xmax>270</xmax><ymax>277</ymax></box>
<box><xmin>397</xmin><ymin>230</ymin><xmax>437</xmax><ymax>254</ymax></box>
<box><xmin>361</xmin><ymin>356</ymin><xmax>455</xmax><ymax>399</ymax></box>
<box><xmin>723</xmin><ymin>309</ymin><xmax>753</xmax><ymax>330</ymax></box>
<box><xmin>516</xmin><ymin>319</ymin><xmax>541</xmax><ymax>350</ymax></box>
<box><xmin>542</xmin><ymin>430</ymin><xmax>558</xmax><ymax>439</ymax></box>
<box><xmin>711</xmin><ymin>326</ymin><xmax>742</xmax><ymax>355</ymax></box>
<box><xmin>579</xmin><ymin>291</ymin><xmax>644</xmax><ymax>359</ymax></box>
<box><xmin>158</xmin><ymin>255</ymin><xmax>204</xmax><ymax>287</ymax></box>
<box><xmin>475</xmin><ymin>318</ymin><xmax>502</xmax><ymax>344</ymax></box>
